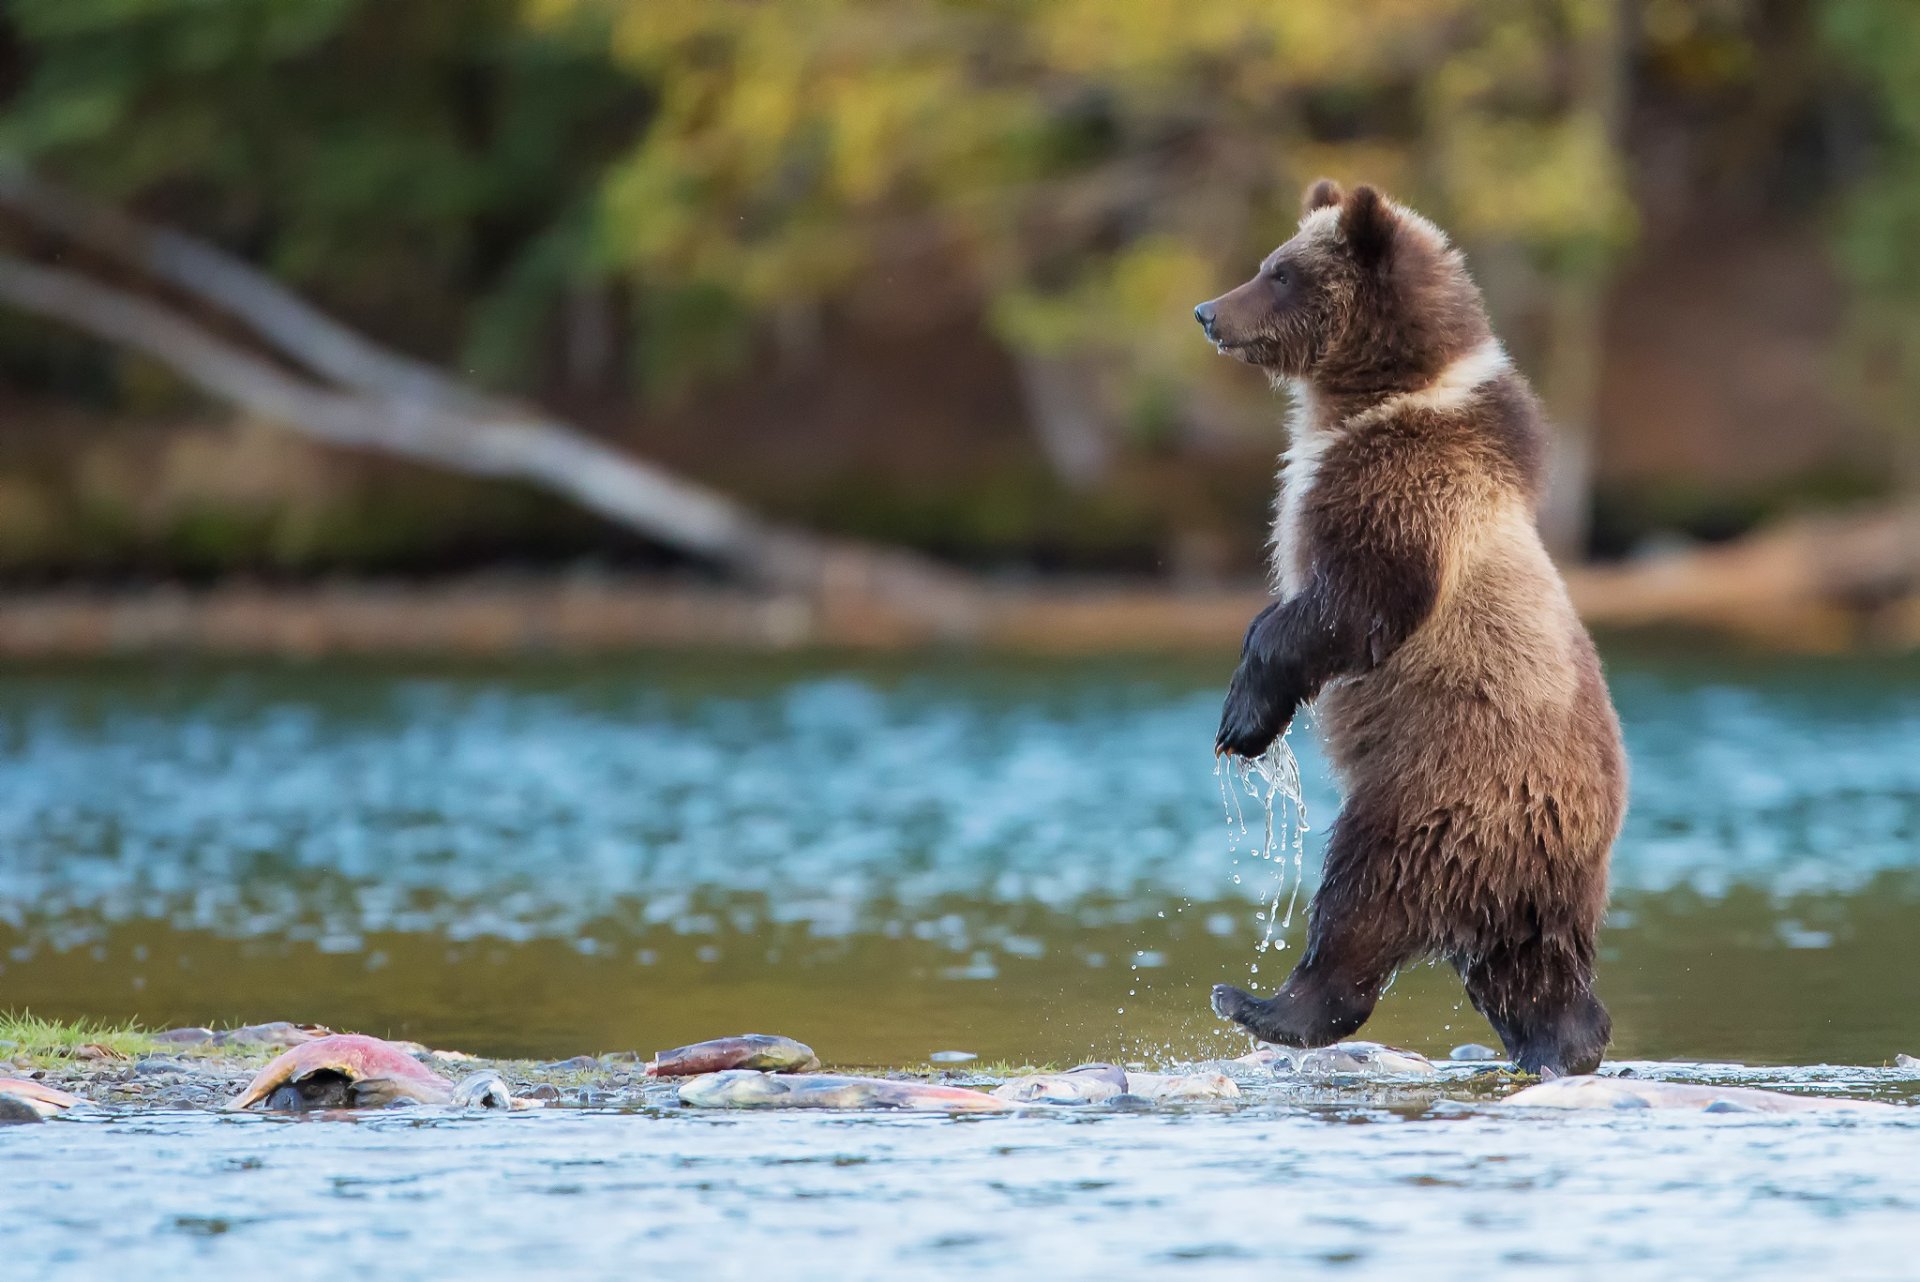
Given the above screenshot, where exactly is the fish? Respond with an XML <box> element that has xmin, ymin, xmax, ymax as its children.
<box><xmin>451</xmin><ymin>1070</ymin><xmax>543</xmax><ymax>1110</ymax></box>
<box><xmin>1503</xmin><ymin>1076</ymin><xmax>1896</xmax><ymax>1114</ymax></box>
<box><xmin>992</xmin><ymin>1063</ymin><xmax>1128</xmax><ymax>1105</ymax></box>
<box><xmin>0</xmin><ymin>1078</ymin><xmax>84</xmax><ymax>1123</ymax></box>
<box><xmin>1122</xmin><ymin>1071</ymin><xmax>1241</xmax><ymax>1102</ymax></box>
<box><xmin>646</xmin><ymin>1034</ymin><xmax>820</xmax><ymax>1077</ymax></box>
<box><xmin>227</xmin><ymin>1034</ymin><xmax>455</xmax><ymax>1110</ymax></box>
<box><xmin>1238</xmin><ymin>1041</ymin><xmax>1438</xmax><ymax>1080</ymax></box>
<box><xmin>678</xmin><ymin>1069</ymin><xmax>1011</xmax><ymax>1112</ymax></box>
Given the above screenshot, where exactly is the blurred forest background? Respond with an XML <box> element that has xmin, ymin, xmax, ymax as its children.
<box><xmin>0</xmin><ymin>0</ymin><xmax>1916</xmax><ymax>639</ymax></box>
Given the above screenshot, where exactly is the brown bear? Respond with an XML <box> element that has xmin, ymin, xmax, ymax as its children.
<box><xmin>1194</xmin><ymin>180</ymin><xmax>1627</xmax><ymax>1077</ymax></box>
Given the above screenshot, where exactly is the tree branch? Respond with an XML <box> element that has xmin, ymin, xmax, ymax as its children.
<box><xmin>0</xmin><ymin>253</ymin><xmax>836</xmax><ymax>585</ymax></box>
<box><xmin>0</xmin><ymin>169</ymin><xmax>485</xmax><ymax>411</ymax></box>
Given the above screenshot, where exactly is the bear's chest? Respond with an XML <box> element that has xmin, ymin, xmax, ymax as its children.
<box><xmin>1270</xmin><ymin>421</ymin><xmax>1333</xmax><ymax>600</ymax></box>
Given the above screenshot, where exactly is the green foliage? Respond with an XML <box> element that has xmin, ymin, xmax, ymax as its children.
<box><xmin>0</xmin><ymin>1010</ymin><xmax>158</xmax><ymax>1064</ymax></box>
<box><xmin>1</xmin><ymin>0</ymin><xmax>643</xmax><ymax>387</ymax></box>
<box><xmin>1822</xmin><ymin>0</ymin><xmax>1920</xmax><ymax>464</ymax></box>
<box><xmin>540</xmin><ymin>0</ymin><xmax>1634</xmax><ymax>401</ymax></box>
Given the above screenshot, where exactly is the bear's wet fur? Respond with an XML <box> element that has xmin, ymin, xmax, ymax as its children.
<box><xmin>1195</xmin><ymin>181</ymin><xmax>1626</xmax><ymax>1077</ymax></box>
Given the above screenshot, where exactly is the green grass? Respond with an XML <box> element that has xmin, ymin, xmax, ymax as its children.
<box><xmin>0</xmin><ymin>1010</ymin><xmax>160</xmax><ymax>1064</ymax></box>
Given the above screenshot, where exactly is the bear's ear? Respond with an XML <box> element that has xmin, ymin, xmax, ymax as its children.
<box><xmin>1302</xmin><ymin>179</ymin><xmax>1344</xmax><ymax>215</ymax></box>
<box><xmin>1339</xmin><ymin>185</ymin><xmax>1395</xmax><ymax>267</ymax></box>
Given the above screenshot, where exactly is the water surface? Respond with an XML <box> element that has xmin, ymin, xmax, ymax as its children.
<box><xmin>3</xmin><ymin>646</ymin><xmax>1914</xmax><ymax>1065</ymax></box>
<box><xmin>3</xmin><ymin>646</ymin><xmax>1918</xmax><ymax>1280</ymax></box>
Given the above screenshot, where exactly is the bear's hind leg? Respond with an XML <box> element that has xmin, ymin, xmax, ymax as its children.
<box><xmin>1211</xmin><ymin>815</ymin><xmax>1414</xmax><ymax>1046</ymax></box>
<box><xmin>1460</xmin><ymin>945</ymin><xmax>1610</xmax><ymax>1077</ymax></box>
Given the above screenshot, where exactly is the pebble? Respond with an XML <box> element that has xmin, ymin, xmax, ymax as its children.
<box><xmin>133</xmin><ymin>1057</ymin><xmax>191</xmax><ymax>1076</ymax></box>
<box><xmin>929</xmin><ymin>1051</ymin><xmax>977</xmax><ymax>1065</ymax></box>
<box><xmin>525</xmin><ymin>1083</ymin><xmax>562</xmax><ymax>1101</ymax></box>
<box><xmin>1449</xmin><ymin>1043</ymin><xmax>1502</xmax><ymax>1062</ymax></box>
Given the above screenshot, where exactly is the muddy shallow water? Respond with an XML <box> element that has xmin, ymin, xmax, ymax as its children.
<box><xmin>2</xmin><ymin>644</ymin><xmax>1918</xmax><ymax>1278</ymax></box>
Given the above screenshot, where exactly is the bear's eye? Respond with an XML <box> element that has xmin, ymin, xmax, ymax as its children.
<box><xmin>1268</xmin><ymin>267</ymin><xmax>1290</xmax><ymax>287</ymax></box>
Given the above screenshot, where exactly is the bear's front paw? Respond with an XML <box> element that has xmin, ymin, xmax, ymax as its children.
<box><xmin>1211</xmin><ymin>983</ymin><xmax>1259</xmax><ymax>1023</ymax></box>
<box><xmin>1215</xmin><ymin>681</ymin><xmax>1289</xmax><ymax>759</ymax></box>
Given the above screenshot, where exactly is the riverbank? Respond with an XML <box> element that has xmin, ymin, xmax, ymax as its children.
<box><xmin>1</xmin><ymin>503</ymin><xmax>1915</xmax><ymax>658</ymax></box>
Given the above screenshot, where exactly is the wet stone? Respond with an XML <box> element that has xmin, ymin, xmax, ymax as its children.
<box><xmin>152</xmin><ymin>1028</ymin><xmax>216</xmax><ymax>1046</ymax></box>
<box><xmin>1449</xmin><ymin>1043</ymin><xmax>1502</xmax><ymax>1062</ymax></box>
<box><xmin>544</xmin><ymin>1055</ymin><xmax>601</xmax><ymax>1071</ymax></box>
<box><xmin>1896</xmin><ymin>1053</ymin><xmax>1918</xmax><ymax>1069</ymax></box>
<box><xmin>524</xmin><ymin>1083</ymin><xmax>561</xmax><ymax>1101</ymax></box>
<box><xmin>134</xmin><ymin>1057</ymin><xmax>193</xmax><ymax>1076</ymax></box>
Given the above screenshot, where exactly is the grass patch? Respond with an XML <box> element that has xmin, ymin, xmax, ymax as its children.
<box><xmin>0</xmin><ymin>1010</ymin><xmax>160</xmax><ymax>1064</ymax></box>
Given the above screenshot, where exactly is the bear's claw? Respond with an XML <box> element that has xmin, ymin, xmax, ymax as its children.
<box><xmin>1211</xmin><ymin>984</ymin><xmax>1257</xmax><ymax>1023</ymax></box>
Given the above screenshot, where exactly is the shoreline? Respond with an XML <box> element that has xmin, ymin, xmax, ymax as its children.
<box><xmin>0</xmin><ymin>571</ymin><xmax>1913</xmax><ymax>662</ymax></box>
<box><xmin>0</xmin><ymin>501</ymin><xmax>1914</xmax><ymax>660</ymax></box>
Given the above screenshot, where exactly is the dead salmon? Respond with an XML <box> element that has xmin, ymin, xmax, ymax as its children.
<box><xmin>1122</xmin><ymin>1071</ymin><xmax>1241</xmax><ymax>1102</ymax></box>
<box><xmin>992</xmin><ymin>1063</ymin><xmax>1128</xmax><ymax>1105</ymax></box>
<box><xmin>1504</xmin><ymin>1076</ymin><xmax>1895</xmax><ymax>1113</ymax></box>
<box><xmin>646</xmin><ymin>1034</ymin><xmax>820</xmax><ymax>1077</ymax></box>
<box><xmin>678</xmin><ymin>1069</ymin><xmax>1010</xmax><ymax>1112</ymax></box>
<box><xmin>0</xmin><ymin>1078</ymin><xmax>84</xmax><ymax>1122</ymax></box>
<box><xmin>228</xmin><ymin>1034</ymin><xmax>455</xmax><ymax>1110</ymax></box>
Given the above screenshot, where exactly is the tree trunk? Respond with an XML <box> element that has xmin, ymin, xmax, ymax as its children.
<box><xmin>1537</xmin><ymin>0</ymin><xmax>1629</xmax><ymax>562</ymax></box>
<box><xmin>1012</xmin><ymin>350</ymin><xmax>1114</xmax><ymax>490</ymax></box>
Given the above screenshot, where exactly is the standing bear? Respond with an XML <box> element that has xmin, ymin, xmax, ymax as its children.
<box><xmin>1195</xmin><ymin>180</ymin><xmax>1627</xmax><ymax>1077</ymax></box>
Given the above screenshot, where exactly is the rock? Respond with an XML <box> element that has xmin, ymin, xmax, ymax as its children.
<box><xmin>524</xmin><ymin>1083</ymin><xmax>561</xmax><ymax>1102</ymax></box>
<box><xmin>992</xmin><ymin>1063</ymin><xmax>1128</xmax><ymax>1105</ymax></box>
<box><xmin>228</xmin><ymin>1034</ymin><xmax>454</xmax><ymax>1110</ymax></box>
<box><xmin>929</xmin><ymin>1050</ymin><xmax>977</xmax><ymax>1065</ymax></box>
<box><xmin>1239</xmin><ymin>1041</ymin><xmax>1439</xmax><ymax>1080</ymax></box>
<box><xmin>211</xmin><ymin>1022</ymin><xmax>332</xmax><ymax>1050</ymax></box>
<box><xmin>542</xmin><ymin>1055</ymin><xmax>601</xmax><ymax>1071</ymax></box>
<box><xmin>1449</xmin><ymin>1043</ymin><xmax>1502</xmax><ymax>1062</ymax></box>
<box><xmin>151</xmin><ymin>1027</ymin><xmax>216</xmax><ymax>1046</ymax></box>
<box><xmin>133</xmin><ymin>1057</ymin><xmax>191</xmax><ymax>1076</ymax></box>
<box><xmin>1896</xmin><ymin>1053</ymin><xmax>1918</xmax><ymax>1069</ymax></box>
<box><xmin>646</xmin><ymin>1035</ymin><xmax>819</xmax><ymax>1077</ymax></box>
<box><xmin>1503</xmin><ymin>1076</ymin><xmax>1895</xmax><ymax>1114</ymax></box>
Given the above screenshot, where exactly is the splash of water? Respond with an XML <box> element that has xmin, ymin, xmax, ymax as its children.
<box><xmin>1214</xmin><ymin>732</ymin><xmax>1310</xmax><ymax>978</ymax></box>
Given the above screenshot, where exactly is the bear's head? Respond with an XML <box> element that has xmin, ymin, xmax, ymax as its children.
<box><xmin>1192</xmin><ymin>180</ymin><xmax>1489</xmax><ymax>390</ymax></box>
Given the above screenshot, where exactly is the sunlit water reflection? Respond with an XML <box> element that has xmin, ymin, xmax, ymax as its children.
<box><xmin>3</xmin><ymin>648</ymin><xmax>1915</xmax><ymax>1065</ymax></box>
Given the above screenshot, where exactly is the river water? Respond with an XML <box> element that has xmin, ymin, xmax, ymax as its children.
<box><xmin>2</xmin><ymin>644</ymin><xmax>1918</xmax><ymax>1278</ymax></box>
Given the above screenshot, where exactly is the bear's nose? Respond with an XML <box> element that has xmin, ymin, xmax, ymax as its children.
<box><xmin>1193</xmin><ymin>302</ymin><xmax>1217</xmax><ymax>337</ymax></box>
